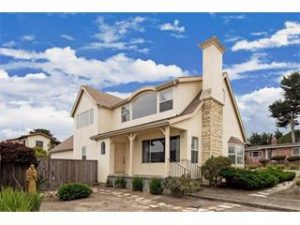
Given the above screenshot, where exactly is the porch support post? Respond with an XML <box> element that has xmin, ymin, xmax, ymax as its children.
<box><xmin>161</xmin><ymin>126</ymin><xmax>170</xmax><ymax>177</ymax></box>
<box><xmin>126</xmin><ymin>133</ymin><xmax>137</xmax><ymax>177</ymax></box>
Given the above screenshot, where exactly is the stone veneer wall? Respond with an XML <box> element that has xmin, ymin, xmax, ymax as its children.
<box><xmin>202</xmin><ymin>98</ymin><xmax>223</xmax><ymax>163</ymax></box>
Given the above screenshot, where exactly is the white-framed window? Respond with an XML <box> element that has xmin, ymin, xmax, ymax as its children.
<box><xmin>132</xmin><ymin>91</ymin><xmax>157</xmax><ymax>119</ymax></box>
<box><xmin>159</xmin><ymin>89</ymin><xmax>173</xmax><ymax>112</ymax></box>
<box><xmin>77</xmin><ymin>108</ymin><xmax>94</xmax><ymax>128</ymax></box>
<box><xmin>191</xmin><ymin>137</ymin><xmax>199</xmax><ymax>164</ymax></box>
<box><xmin>250</xmin><ymin>151</ymin><xmax>262</xmax><ymax>158</ymax></box>
<box><xmin>228</xmin><ymin>144</ymin><xmax>244</xmax><ymax>165</ymax></box>
<box><xmin>35</xmin><ymin>140</ymin><xmax>44</xmax><ymax>148</ymax></box>
<box><xmin>82</xmin><ymin>146</ymin><xmax>87</xmax><ymax>160</ymax></box>
<box><xmin>90</xmin><ymin>108</ymin><xmax>94</xmax><ymax>124</ymax></box>
<box><xmin>293</xmin><ymin>147</ymin><xmax>300</xmax><ymax>156</ymax></box>
<box><xmin>121</xmin><ymin>105</ymin><xmax>130</xmax><ymax>122</ymax></box>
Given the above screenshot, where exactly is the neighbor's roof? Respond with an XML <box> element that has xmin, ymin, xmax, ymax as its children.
<box><xmin>49</xmin><ymin>135</ymin><xmax>73</xmax><ymax>153</ymax></box>
<box><xmin>228</xmin><ymin>136</ymin><xmax>244</xmax><ymax>145</ymax></box>
<box><xmin>246</xmin><ymin>142</ymin><xmax>300</xmax><ymax>151</ymax></box>
<box><xmin>6</xmin><ymin>132</ymin><xmax>57</xmax><ymax>142</ymax></box>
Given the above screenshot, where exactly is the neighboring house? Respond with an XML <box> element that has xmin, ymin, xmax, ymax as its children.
<box><xmin>245</xmin><ymin>142</ymin><xmax>300</xmax><ymax>164</ymax></box>
<box><xmin>5</xmin><ymin>131</ymin><xmax>57</xmax><ymax>152</ymax></box>
<box><xmin>49</xmin><ymin>136</ymin><xmax>73</xmax><ymax>159</ymax></box>
<box><xmin>50</xmin><ymin>37</ymin><xmax>246</xmax><ymax>183</ymax></box>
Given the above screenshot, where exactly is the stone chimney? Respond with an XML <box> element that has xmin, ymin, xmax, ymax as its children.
<box><xmin>200</xmin><ymin>37</ymin><xmax>225</xmax><ymax>162</ymax></box>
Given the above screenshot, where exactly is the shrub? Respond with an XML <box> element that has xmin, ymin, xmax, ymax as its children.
<box><xmin>105</xmin><ymin>178</ymin><xmax>113</xmax><ymax>187</ymax></box>
<box><xmin>287</xmin><ymin>164</ymin><xmax>299</xmax><ymax>170</ymax></box>
<box><xmin>162</xmin><ymin>176</ymin><xmax>200</xmax><ymax>197</ymax></box>
<box><xmin>259</xmin><ymin>158</ymin><xmax>270</xmax><ymax>167</ymax></box>
<box><xmin>264</xmin><ymin>167</ymin><xmax>295</xmax><ymax>182</ymax></box>
<box><xmin>57</xmin><ymin>183</ymin><xmax>92</xmax><ymax>201</ymax></box>
<box><xmin>220</xmin><ymin>167</ymin><xmax>279</xmax><ymax>190</ymax></box>
<box><xmin>247</xmin><ymin>163</ymin><xmax>261</xmax><ymax>170</ymax></box>
<box><xmin>296</xmin><ymin>179</ymin><xmax>300</xmax><ymax>187</ymax></box>
<box><xmin>114</xmin><ymin>177</ymin><xmax>126</xmax><ymax>189</ymax></box>
<box><xmin>34</xmin><ymin>147</ymin><xmax>47</xmax><ymax>159</ymax></box>
<box><xmin>287</xmin><ymin>156</ymin><xmax>300</xmax><ymax>162</ymax></box>
<box><xmin>202</xmin><ymin>156</ymin><xmax>232</xmax><ymax>186</ymax></box>
<box><xmin>0</xmin><ymin>187</ymin><xmax>41</xmax><ymax>211</ymax></box>
<box><xmin>270</xmin><ymin>155</ymin><xmax>286</xmax><ymax>162</ymax></box>
<box><xmin>131</xmin><ymin>177</ymin><xmax>144</xmax><ymax>192</ymax></box>
<box><xmin>149</xmin><ymin>178</ymin><xmax>163</xmax><ymax>195</ymax></box>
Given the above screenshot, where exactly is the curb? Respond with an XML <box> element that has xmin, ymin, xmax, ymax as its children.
<box><xmin>188</xmin><ymin>194</ymin><xmax>300</xmax><ymax>212</ymax></box>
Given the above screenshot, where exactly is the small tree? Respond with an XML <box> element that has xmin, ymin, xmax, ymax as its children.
<box><xmin>269</xmin><ymin>72</ymin><xmax>300</xmax><ymax>143</ymax></box>
<box><xmin>202</xmin><ymin>156</ymin><xmax>232</xmax><ymax>186</ymax></box>
<box><xmin>33</xmin><ymin>147</ymin><xmax>47</xmax><ymax>159</ymax></box>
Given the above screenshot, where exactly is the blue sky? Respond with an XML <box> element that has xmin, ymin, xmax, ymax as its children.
<box><xmin>0</xmin><ymin>13</ymin><xmax>299</xmax><ymax>140</ymax></box>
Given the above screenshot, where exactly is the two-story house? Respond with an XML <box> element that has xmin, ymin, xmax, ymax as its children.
<box><xmin>50</xmin><ymin>37</ymin><xmax>246</xmax><ymax>183</ymax></box>
<box><xmin>6</xmin><ymin>131</ymin><xmax>58</xmax><ymax>152</ymax></box>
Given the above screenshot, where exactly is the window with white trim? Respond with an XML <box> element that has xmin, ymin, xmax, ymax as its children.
<box><xmin>142</xmin><ymin>138</ymin><xmax>165</xmax><ymax>163</ymax></box>
<box><xmin>228</xmin><ymin>144</ymin><xmax>244</xmax><ymax>165</ymax></box>
<box><xmin>159</xmin><ymin>89</ymin><xmax>173</xmax><ymax>112</ymax></box>
<box><xmin>191</xmin><ymin>137</ymin><xmax>199</xmax><ymax>163</ymax></box>
<box><xmin>293</xmin><ymin>147</ymin><xmax>300</xmax><ymax>156</ymax></box>
<box><xmin>77</xmin><ymin>108</ymin><xmax>94</xmax><ymax>128</ymax></box>
<box><xmin>35</xmin><ymin>140</ymin><xmax>44</xmax><ymax>148</ymax></box>
<box><xmin>82</xmin><ymin>146</ymin><xmax>87</xmax><ymax>160</ymax></box>
<box><xmin>121</xmin><ymin>105</ymin><xmax>130</xmax><ymax>122</ymax></box>
<box><xmin>250</xmin><ymin>151</ymin><xmax>262</xmax><ymax>158</ymax></box>
<box><xmin>132</xmin><ymin>91</ymin><xmax>157</xmax><ymax>119</ymax></box>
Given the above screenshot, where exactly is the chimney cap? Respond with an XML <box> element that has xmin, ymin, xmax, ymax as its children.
<box><xmin>199</xmin><ymin>36</ymin><xmax>226</xmax><ymax>53</ymax></box>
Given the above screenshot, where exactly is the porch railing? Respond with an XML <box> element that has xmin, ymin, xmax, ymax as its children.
<box><xmin>170</xmin><ymin>162</ymin><xmax>190</xmax><ymax>178</ymax></box>
<box><xmin>181</xmin><ymin>159</ymin><xmax>202</xmax><ymax>180</ymax></box>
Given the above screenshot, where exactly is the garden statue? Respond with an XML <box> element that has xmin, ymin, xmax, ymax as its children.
<box><xmin>26</xmin><ymin>164</ymin><xmax>37</xmax><ymax>193</ymax></box>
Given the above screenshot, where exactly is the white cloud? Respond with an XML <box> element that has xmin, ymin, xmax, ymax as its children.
<box><xmin>61</xmin><ymin>34</ymin><xmax>75</xmax><ymax>41</ymax></box>
<box><xmin>224</xmin><ymin>35</ymin><xmax>242</xmax><ymax>43</ymax></box>
<box><xmin>223</xmin><ymin>14</ymin><xmax>246</xmax><ymax>24</ymax></box>
<box><xmin>251</xmin><ymin>31</ymin><xmax>268</xmax><ymax>37</ymax></box>
<box><xmin>232</xmin><ymin>21</ymin><xmax>300</xmax><ymax>51</ymax></box>
<box><xmin>236</xmin><ymin>87</ymin><xmax>284</xmax><ymax>135</ymax></box>
<box><xmin>21</xmin><ymin>35</ymin><xmax>35</xmax><ymax>41</ymax></box>
<box><xmin>225</xmin><ymin>53</ymin><xmax>300</xmax><ymax>80</ymax></box>
<box><xmin>160</xmin><ymin>20</ymin><xmax>185</xmax><ymax>33</ymax></box>
<box><xmin>2</xmin><ymin>41</ymin><xmax>16</xmax><ymax>48</ymax></box>
<box><xmin>0</xmin><ymin>46</ymin><xmax>186</xmax><ymax>140</ymax></box>
<box><xmin>84</xmin><ymin>16</ymin><xmax>147</xmax><ymax>51</ymax></box>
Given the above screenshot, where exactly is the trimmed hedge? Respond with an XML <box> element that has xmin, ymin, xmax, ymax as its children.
<box><xmin>220</xmin><ymin>167</ymin><xmax>295</xmax><ymax>190</ymax></box>
<box><xmin>270</xmin><ymin>155</ymin><xmax>286</xmax><ymax>161</ymax></box>
<box><xmin>287</xmin><ymin>156</ymin><xmax>300</xmax><ymax>162</ymax></box>
<box><xmin>57</xmin><ymin>183</ymin><xmax>92</xmax><ymax>201</ymax></box>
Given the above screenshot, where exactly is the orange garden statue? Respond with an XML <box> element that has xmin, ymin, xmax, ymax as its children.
<box><xmin>26</xmin><ymin>164</ymin><xmax>37</xmax><ymax>193</ymax></box>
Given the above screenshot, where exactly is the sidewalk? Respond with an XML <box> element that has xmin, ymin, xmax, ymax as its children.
<box><xmin>190</xmin><ymin>187</ymin><xmax>300</xmax><ymax>212</ymax></box>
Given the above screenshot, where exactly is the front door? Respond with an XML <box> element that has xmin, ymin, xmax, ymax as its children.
<box><xmin>114</xmin><ymin>143</ymin><xmax>126</xmax><ymax>173</ymax></box>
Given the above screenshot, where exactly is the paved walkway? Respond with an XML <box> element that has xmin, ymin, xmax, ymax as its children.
<box><xmin>190</xmin><ymin>185</ymin><xmax>300</xmax><ymax>212</ymax></box>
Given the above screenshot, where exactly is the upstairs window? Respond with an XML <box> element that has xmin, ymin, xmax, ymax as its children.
<box><xmin>77</xmin><ymin>108</ymin><xmax>93</xmax><ymax>128</ymax></box>
<box><xmin>191</xmin><ymin>137</ymin><xmax>199</xmax><ymax>163</ymax></box>
<box><xmin>35</xmin><ymin>140</ymin><xmax>44</xmax><ymax>148</ymax></box>
<box><xmin>132</xmin><ymin>91</ymin><xmax>157</xmax><ymax>119</ymax></box>
<box><xmin>159</xmin><ymin>89</ymin><xmax>173</xmax><ymax>112</ymax></box>
<box><xmin>121</xmin><ymin>105</ymin><xmax>130</xmax><ymax>122</ymax></box>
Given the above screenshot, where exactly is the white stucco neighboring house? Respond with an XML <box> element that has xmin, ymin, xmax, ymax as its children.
<box><xmin>5</xmin><ymin>131</ymin><xmax>58</xmax><ymax>152</ymax></box>
<box><xmin>49</xmin><ymin>37</ymin><xmax>247</xmax><ymax>183</ymax></box>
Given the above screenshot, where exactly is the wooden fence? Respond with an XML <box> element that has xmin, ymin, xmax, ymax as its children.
<box><xmin>0</xmin><ymin>159</ymin><xmax>98</xmax><ymax>190</ymax></box>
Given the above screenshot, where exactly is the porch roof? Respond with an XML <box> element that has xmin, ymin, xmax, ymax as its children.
<box><xmin>90</xmin><ymin>119</ymin><xmax>170</xmax><ymax>140</ymax></box>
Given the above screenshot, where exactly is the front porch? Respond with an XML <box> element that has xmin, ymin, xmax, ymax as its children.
<box><xmin>95</xmin><ymin>123</ymin><xmax>202</xmax><ymax>183</ymax></box>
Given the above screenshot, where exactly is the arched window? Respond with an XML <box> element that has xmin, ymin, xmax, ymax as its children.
<box><xmin>132</xmin><ymin>91</ymin><xmax>157</xmax><ymax>119</ymax></box>
<box><xmin>101</xmin><ymin>142</ymin><xmax>106</xmax><ymax>155</ymax></box>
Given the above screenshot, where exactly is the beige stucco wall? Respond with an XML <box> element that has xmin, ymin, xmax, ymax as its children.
<box><xmin>73</xmin><ymin>93</ymin><xmax>99</xmax><ymax>161</ymax></box>
<box><xmin>222</xmin><ymin>80</ymin><xmax>245</xmax><ymax>156</ymax></box>
<box><xmin>50</xmin><ymin>150</ymin><xmax>73</xmax><ymax>159</ymax></box>
<box><xmin>25</xmin><ymin>135</ymin><xmax>52</xmax><ymax>151</ymax></box>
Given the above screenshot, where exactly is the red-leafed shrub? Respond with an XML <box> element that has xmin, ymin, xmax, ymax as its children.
<box><xmin>0</xmin><ymin>142</ymin><xmax>37</xmax><ymax>165</ymax></box>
